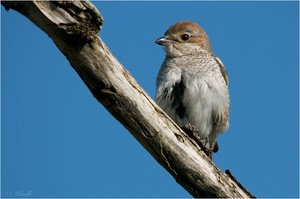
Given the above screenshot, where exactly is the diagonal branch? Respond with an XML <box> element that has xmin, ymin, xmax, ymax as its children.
<box><xmin>2</xmin><ymin>1</ymin><xmax>255</xmax><ymax>198</ymax></box>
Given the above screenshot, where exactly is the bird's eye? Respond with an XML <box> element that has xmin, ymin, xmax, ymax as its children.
<box><xmin>181</xmin><ymin>34</ymin><xmax>190</xmax><ymax>41</ymax></box>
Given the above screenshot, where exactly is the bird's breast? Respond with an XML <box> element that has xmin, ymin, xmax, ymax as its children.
<box><xmin>156</xmin><ymin>54</ymin><xmax>229</xmax><ymax>137</ymax></box>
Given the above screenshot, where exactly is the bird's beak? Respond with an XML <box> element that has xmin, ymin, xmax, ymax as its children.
<box><xmin>155</xmin><ymin>37</ymin><xmax>173</xmax><ymax>46</ymax></box>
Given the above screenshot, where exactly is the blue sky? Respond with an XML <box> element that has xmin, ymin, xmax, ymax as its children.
<box><xmin>1</xmin><ymin>1</ymin><xmax>299</xmax><ymax>198</ymax></box>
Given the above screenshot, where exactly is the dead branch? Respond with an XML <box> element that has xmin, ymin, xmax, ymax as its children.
<box><xmin>2</xmin><ymin>1</ymin><xmax>255</xmax><ymax>198</ymax></box>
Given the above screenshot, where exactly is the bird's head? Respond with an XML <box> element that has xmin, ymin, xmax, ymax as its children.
<box><xmin>155</xmin><ymin>21</ymin><xmax>213</xmax><ymax>57</ymax></box>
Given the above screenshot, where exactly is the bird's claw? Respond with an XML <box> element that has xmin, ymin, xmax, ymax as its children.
<box><xmin>181</xmin><ymin>123</ymin><xmax>214</xmax><ymax>159</ymax></box>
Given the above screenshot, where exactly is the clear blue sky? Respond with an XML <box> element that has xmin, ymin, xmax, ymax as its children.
<box><xmin>1</xmin><ymin>1</ymin><xmax>299</xmax><ymax>198</ymax></box>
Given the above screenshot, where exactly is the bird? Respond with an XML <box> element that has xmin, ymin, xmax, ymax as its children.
<box><xmin>155</xmin><ymin>20</ymin><xmax>230</xmax><ymax>157</ymax></box>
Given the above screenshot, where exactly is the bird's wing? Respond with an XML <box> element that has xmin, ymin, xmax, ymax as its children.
<box><xmin>171</xmin><ymin>77</ymin><xmax>186</xmax><ymax>119</ymax></box>
<box><xmin>214</xmin><ymin>56</ymin><xmax>229</xmax><ymax>86</ymax></box>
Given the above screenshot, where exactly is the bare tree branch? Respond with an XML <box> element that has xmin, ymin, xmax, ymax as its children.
<box><xmin>2</xmin><ymin>1</ymin><xmax>255</xmax><ymax>198</ymax></box>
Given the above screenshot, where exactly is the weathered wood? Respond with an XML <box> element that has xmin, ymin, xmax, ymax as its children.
<box><xmin>2</xmin><ymin>1</ymin><xmax>255</xmax><ymax>198</ymax></box>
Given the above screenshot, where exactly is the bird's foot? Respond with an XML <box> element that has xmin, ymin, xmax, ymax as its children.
<box><xmin>181</xmin><ymin>123</ymin><xmax>214</xmax><ymax>159</ymax></box>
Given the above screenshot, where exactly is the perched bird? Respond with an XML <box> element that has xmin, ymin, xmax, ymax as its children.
<box><xmin>155</xmin><ymin>21</ymin><xmax>229</xmax><ymax>155</ymax></box>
